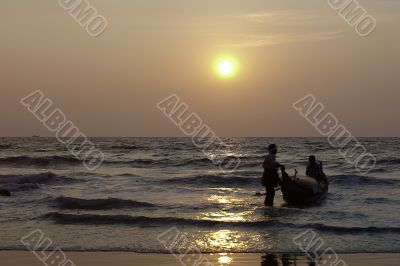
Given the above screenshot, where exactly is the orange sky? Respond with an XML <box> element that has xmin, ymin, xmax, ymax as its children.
<box><xmin>1</xmin><ymin>0</ymin><xmax>399</xmax><ymax>136</ymax></box>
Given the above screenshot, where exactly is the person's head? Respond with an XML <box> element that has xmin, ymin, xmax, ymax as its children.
<box><xmin>268</xmin><ymin>144</ymin><xmax>278</xmax><ymax>155</ymax></box>
<box><xmin>309</xmin><ymin>155</ymin><xmax>316</xmax><ymax>164</ymax></box>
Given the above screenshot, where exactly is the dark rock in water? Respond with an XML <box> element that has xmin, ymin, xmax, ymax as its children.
<box><xmin>0</xmin><ymin>189</ymin><xmax>11</xmax><ymax>197</ymax></box>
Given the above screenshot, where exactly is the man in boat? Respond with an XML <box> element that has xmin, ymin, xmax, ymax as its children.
<box><xmin>262</xmin><ymin>144</ymin><xmax>285</xmax><ymax>206</ymax></box>
<box><xmin>306</xmin><ymin>155</ymin><xmax>325</xmax><ymax>182</ymax></box>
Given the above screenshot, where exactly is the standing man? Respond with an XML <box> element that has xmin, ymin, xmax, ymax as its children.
<box><xmin>262</xmin><ymin>144</ymin><xmax>285</xmax><ymax>206</ymax></box>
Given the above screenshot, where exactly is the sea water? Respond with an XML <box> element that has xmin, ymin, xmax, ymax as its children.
<box><xmin>0</xmin><ymin>137</ymin><xmax>399</xmax><ymax>253</ymax></box>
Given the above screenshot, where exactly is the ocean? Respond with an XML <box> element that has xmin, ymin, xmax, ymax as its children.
<box><xmin>0</xmin><ymin>137</ymin><xmax>399</xmax><ymax>253</ymax></box>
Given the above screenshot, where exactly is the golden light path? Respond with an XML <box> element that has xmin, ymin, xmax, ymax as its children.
<box><xmin>194</xmin><ymin>230</ymin><xmax>264</xmax><ymax>265</ymax></box>
<box><xmin>192</xmin><ymin>194</ymin><xmax>265</xmax><ymax>265</ymax></box>
<box><xmin>218</xmin><ymin>253</ymin><xmax>233</xmax><ymax>264</ymax></box>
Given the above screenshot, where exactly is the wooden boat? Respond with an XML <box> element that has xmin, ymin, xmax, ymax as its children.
<box><xmin>281</xmin><ymin>171</ymin><xmax>328</xmax><ymax>206</ymax></box>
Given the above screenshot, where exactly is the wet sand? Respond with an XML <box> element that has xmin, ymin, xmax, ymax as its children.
<box><xmin>1</xmin><ymin>251</ymin><xmax>399</xmax><ymax>266</ymax></box>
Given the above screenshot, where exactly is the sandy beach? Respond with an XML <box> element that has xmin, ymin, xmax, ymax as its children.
<box><xmin>1</xmin><ymin>252</ymin><xmax>399</xmax><ymax>266</ymax></box>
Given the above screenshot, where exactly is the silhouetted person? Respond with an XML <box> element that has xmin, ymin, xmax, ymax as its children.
<box><xmin>261</xmin><ymin>254</ymin><xmax>279</xmax><ymax>266</ymax></box>
<box><xmin>262</xmin><ymin>144</ymin><xmax>284</xmax><ymax>206</ymax></box>
<box><xmin>306</xmin><ymin>155</ymin><xmax>324</xmax><ymax>181</ymax></box>
<box><xmin>261</xmin><ymin>253</ymin><xmax>298</xmax><ymax>266</ymax></box>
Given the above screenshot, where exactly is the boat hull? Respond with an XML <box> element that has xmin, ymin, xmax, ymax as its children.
<box><xmin>281</xmin><ymin>173</ymin><xmax>328</xmax><ymax>206</ymax></box>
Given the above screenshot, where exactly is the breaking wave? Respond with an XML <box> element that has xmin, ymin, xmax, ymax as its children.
<box><xmin>162</xmin><ymin>174</ymin><xmax>258</xmax><ymax>186</ymax></box>
<box><xmin>329</xmin><ymin>175</ymin><xmax>400</xmax><ymax>186</ymax></box>
<box><xmin>0</xmin><ymin>156</ymin><xmax>81</xmax><ymax>166</ymax></box>
<box><xmin>0</xmin><ymin>144</ymin><xmax>12</xmax><ymax>149</ymax></box>
<box><xmin>53</xmin><ymin>196</ymin><xmax>157</xmax><ymax>210</ymax></box>
<box><xmin>41</xmin><ymin>213</ymin><xmax>400</xmax><ymax>234</ymax></box>
<box><xmin>0</xmin><ymin>173</ymin><xmax>79</xmax><ymax>191</ymax></box>
<box><xmin>110</xmin><ymin>145</ymin><xmax>141</xmax><ymax>150</ymax></box>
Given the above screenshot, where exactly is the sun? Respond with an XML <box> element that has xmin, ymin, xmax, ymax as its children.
<box><xmin>213</xmin><ymin>55</ymin><xmax>238</xmax><ymax>79</ymax></box>
<box><xmin>219</xmin><ymin>61</ymin><xmax>234</xmax><ymax>75</ymax></box>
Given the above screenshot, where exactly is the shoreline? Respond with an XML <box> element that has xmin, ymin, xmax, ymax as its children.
<box><xmin>1</xmin><ymin>250</ymin><xmax>400</xmax><ymax>254</ymax></box>
<box><xmin>1</xmin><ymin>251</ymin><xmax>399</xmax><ymax>266</ymax></box>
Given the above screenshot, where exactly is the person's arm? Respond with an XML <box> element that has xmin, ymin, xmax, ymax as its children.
<box><xmin>306</xmin><ymin>165</ymin><xmax>311</xmax><ymax>176</ymax></box>
<box><xmin>274</xmin><ymin>160</ymin><xmax>284</xmax><ymax>171</ymax></box>
<box><xmin>273</xmin><ymin>155</ymin><xmax>283</xmax><ymax>168</ymax></box>
<box><xmin>263</xmin><ymin>155</ymin><xmax>282</xmax><ymax>169</ymax></box>
<box><xmin>262</xmin><ymin>157</ymin><xmax>268</xmax><ymax>169</ymax></box>
<box><xmin>275</xmin><ymin>159</ymin><xmax>285</xmax><ymax>172</ymax></box>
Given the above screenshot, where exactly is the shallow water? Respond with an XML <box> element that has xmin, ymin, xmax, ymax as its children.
<box><xmin>0</xmin><ymin>137</ymin><xmax>399</xmax><ymax>253</ymax></box>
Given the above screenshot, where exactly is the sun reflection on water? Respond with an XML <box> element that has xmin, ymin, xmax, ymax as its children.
<box><xmin>196</xmin><ymin>230</ymin><xmax>251</xmax><ymax>251</ymax></box>
<box><xmin>218</xmin><ymin>253</ymin><xmax>233</xmax><ymax>264</ymax></box>
<box><xmin>199</xmin><ymin>211</ymin><xmax>247</xmax><ymax>222</ymax></box>
<box><xmin>209</xmin><ymin>230</ymin><xmax>243</xmax><ymax>249</ymax></box>
<box><xmin>206</xmin><ymin>150</ymin><xmax>246</xmax><ymax>162</ymax></box>
<box><xmin>194</xmin><ymin>229</ymin><xmax>264</xmax><ymax>254</ymax></box>
<box><xmin>208</xmin><ymin>194</ymin><xmax>231</xmax><ymax>204</ymax></box>
<box><xmin>203</xmin><ymin>194</ymin><xmax>253</xmax><ymax>222</ymax></box>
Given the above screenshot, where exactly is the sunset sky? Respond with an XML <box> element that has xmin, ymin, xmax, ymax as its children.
<box><xmin>1</xmin><ymin>0</ymin><xmax>399</xmax><ymax>137</ymax></box>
